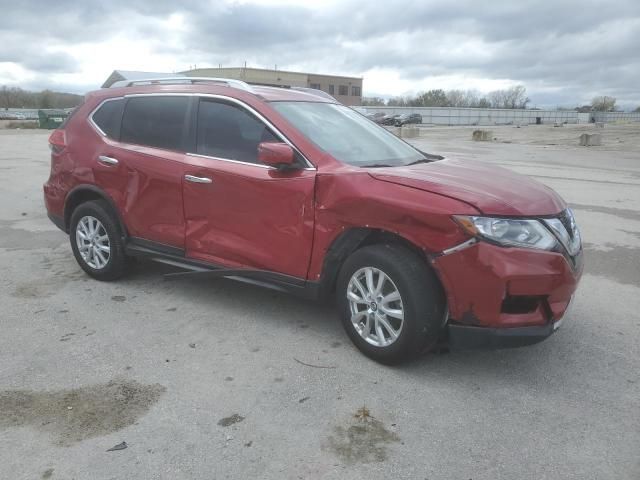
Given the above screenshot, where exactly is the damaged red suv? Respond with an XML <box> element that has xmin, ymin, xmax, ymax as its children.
<box><xmin>44</xmin><ymin>78</ymin><xmax>583</xmax><ymax>363</ymax></box>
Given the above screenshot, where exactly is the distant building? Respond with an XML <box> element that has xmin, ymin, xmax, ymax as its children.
<box><xmin>181</xmin><ymin>67</ymin><xmax>363</xmax><ymax>106</ymax></box>
<box><xmin>101</xmin><ymin>70</ymin><xmax>183</xmax><ymax>88</ymax></box>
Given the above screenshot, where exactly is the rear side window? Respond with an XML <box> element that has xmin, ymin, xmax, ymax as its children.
<box><xmin>196</xmin><ymin>99</ymin><xmax>278</xmax><ymax>164</ymax></box>
<box><xmin>91</xmin><ymin>98</ymin><xmax>124</xmax><ymax>138</ymax></box>
<box><xmin>121</xmin><ymin>96</ymin><xmax>189</xmax><ymax>151</ymax></box>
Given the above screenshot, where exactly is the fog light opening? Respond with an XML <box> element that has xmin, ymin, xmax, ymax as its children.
<box><xmin>501</xmin><ymin>295</ymin><xmax>544</xmax><ymax>314</ymax></box>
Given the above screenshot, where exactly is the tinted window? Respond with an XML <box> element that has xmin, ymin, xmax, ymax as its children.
<box><xmin>121</xmin><ymin>96</ymin><xmax>189</xmax><ymax>150</ymax></box>
<box><xmin>196</xmin><ymin>100</ymin><xmax>278</xmax><ymax>164</ymax></box>
<box><xmin>91</xmin><ymin>98</ymin><xmax>123</xmax><ymax>138</ymax></box>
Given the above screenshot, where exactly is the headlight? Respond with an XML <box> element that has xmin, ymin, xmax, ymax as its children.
<box><xmin>454</xmin><ymin>215</ymin><xmax>558</xmax><ymax>250</ymax></box>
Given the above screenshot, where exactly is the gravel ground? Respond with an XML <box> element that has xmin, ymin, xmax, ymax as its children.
<box><xmin>0</xmin><ymin>124</ymin><xmax>638</xmax><ymax>480</ymax></box>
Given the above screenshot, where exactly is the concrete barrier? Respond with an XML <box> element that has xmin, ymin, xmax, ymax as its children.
<box><xmin>472</xmin><ymin>130</ymin><xmax>493</xmax><ymax>141</ymax></box>
<box><xmin>400</xmin><ymin>126</ymin><xmax>419</xmax><ymax>138</ymax></box>
<box><xmin>579</xmin><ymin>133</ymin><xmax>602</xmax><ymax>146</ymax></box>
<box><xmin>383</xmin><ymin>126</ymin><xmax>400</xmax><ymax>137</ymax></box>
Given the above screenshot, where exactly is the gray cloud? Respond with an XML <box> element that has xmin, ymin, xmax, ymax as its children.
<box><xmin>0</xmin><ymin>34</ymin><xmax>78</xmax><ymax>73</ymax></box>
<box><xmin>1</xmin><ymin>0</ymin><xmax>639</xmax><ymax>107</ymax></box>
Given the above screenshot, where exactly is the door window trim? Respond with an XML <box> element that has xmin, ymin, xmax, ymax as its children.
<box><xmin>88</xmin><ymin>92</ymin><xmax>316</xmax><ymax>171</ymax></box>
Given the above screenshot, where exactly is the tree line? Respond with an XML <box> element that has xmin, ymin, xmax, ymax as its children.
<box><xmin>363</xmin><ymin>85</ymin><xmax>530</xmax><ymax>109</ymax></box>
<box><xmin>0</xmin><ymin>86</ymin><xmax>84</xmax><ymax>110</ymax></box>
<box><xmin>364</xmin><ymin>87</ymin><xmax>636</xmax><ymax>112</ymax></box>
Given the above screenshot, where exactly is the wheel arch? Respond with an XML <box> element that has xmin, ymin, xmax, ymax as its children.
<box><xmin>64</xmin><ymin>185</ymin><xmax>127</xmax><ymax>238</ymax></box>
<box><xmin>316</xmin><ymin>227</ymin><xmax>437</xmax><ymax>300</ymax></box>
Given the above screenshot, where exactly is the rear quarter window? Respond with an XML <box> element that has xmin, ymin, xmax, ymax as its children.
<box><xmin>91</xmin><ymin>98</ymin><xmax>124</xmax><ymax>138</ymax></box>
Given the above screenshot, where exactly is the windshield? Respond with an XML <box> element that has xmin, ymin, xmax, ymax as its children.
<box><xmin>271</xmin><ymin>102</ymin><xmax>426</xmax><ymax>167</ymax></box>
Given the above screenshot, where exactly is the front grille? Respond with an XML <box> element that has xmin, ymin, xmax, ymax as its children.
<box><xmin>543</xmin><ymin>209</ymin><xmax>582</xmax><ymax>269</ymax></box>
<box><xmin>558</xmin><ymin>210</ymin><xmax>574</xmax><ymax>237</ymax></box>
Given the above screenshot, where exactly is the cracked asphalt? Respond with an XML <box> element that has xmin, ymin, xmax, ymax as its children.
<box><xmin>0</xmin><ymin>124</ymin><xmax>638</xmax><ymax>479</ymax></box>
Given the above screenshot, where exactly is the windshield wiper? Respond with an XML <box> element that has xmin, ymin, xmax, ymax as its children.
<box><xmin>360</xmin><ymin>163</ymin><xmax>393</xmax><ymax>168</ymax></box>
<box><xmin>406</xmin><ymin>158</ymin><xmax>432</xmax><ymax>166</ymax></box>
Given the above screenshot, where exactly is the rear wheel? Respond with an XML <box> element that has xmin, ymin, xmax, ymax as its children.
<box><xmin>337</xmin><ymin>244</ymin><xmax>445</xmax><ymax>364</ymax></box>
<box><xmin>69</xmin><ymin>200</ymin><xmax>128</xmax><ymax>281</ymax></box>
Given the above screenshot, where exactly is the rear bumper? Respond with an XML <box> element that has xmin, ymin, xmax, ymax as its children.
<box><xmin>47</xmin><ymin>212</ymin><xmax>66</xmax><ymax>233</ymax></box>
<box><xmin>447</xmin><ymin>317</ymin><xmax>564</xmax><ymax>350</ymax></box>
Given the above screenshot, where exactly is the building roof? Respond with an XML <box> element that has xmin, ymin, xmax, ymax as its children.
<box><xmin>181</xmin><ymin>67</ymin><xmax>362</xmax><ymax>81</ymax></box>
<box><xmin>101</xmin><ymin>70</ymin><xmax>183</xmax><ymax>88</ymax></box>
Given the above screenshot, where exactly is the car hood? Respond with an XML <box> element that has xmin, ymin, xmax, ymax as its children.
<box><xmin>368</xmin><ymin>158</ymin><xmax>566</xmax><ymax>216</ymax></box>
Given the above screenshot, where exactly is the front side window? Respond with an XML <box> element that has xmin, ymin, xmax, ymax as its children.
<box><xmin>196</xmin><ymin>99</ymin><xmax>278</xmax><ymax>164</ymax></box>
<box><xmin>91</xmin><ymin>98</ymin><xmax>123</xmax><ymax>138</ymax></box>
<box><xmin>271</xmin><ymin>101</ymin><xmax>425</xmax><ymax>168</ymax></box>
<box><xmin>121</xmin><ymin>96</ymin><xmax>189</xmax><ymax>150</ymax></box>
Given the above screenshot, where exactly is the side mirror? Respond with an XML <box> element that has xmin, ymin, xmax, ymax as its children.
<box><xmin>258</xmin><ymin>142</ymin><xmax>295</xmax><ymax>170</ymax></box>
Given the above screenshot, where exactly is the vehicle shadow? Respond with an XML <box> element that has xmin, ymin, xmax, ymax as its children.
<box><xmin>123</xmin><ymin>258</ymin><xmax>343</xmax><ymax>335</ymax></box>
<box><xmin>119</xmin><ymin>260</ymin><xmax>629</xmax><ymax>393</ymax></box>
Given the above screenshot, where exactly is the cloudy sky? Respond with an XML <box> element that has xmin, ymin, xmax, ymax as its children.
<box><xmin>1</xmin><ymin>0</ymin><xmax>639</xmax><ymax>108</ymax></box>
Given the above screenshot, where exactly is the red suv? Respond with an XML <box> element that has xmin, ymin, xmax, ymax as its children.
<box><xmin>44</xmin><ymin>77</ymin><xmax>583</xmax><ymax>363</ymax></box>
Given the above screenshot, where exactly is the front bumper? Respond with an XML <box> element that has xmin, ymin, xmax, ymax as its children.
<box><xmin>447</xmin><ymin>317</ymin><xmax>565</xmax><ymax>350</ymax></box>
<box><xmin>432</xmin><ymin>240</ymin><xmax>582</xmax><ymax>348</ymax></box>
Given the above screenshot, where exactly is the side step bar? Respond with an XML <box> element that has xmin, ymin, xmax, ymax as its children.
<box><xmin>124</xmin><ymin>239</ymin><xmax>312</xmax><ymax>296</ymax></box>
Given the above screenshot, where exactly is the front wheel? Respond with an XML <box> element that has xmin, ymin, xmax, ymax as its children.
<box><xmin>336</xmin><ymin>244</ymin><xmax>446</xmax><ymax>364</ymax></box>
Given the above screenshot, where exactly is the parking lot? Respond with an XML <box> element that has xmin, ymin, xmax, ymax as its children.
<box><xmin>1</xmin><ymin>124</ymin><xmax>638</xmax><ymax>479</ymax></box>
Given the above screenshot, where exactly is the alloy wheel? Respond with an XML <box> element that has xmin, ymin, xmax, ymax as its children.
<box><xmin>346</xmin><ymin>266</ymin><xmax>404</xmax><ymax>347</ymax></box>
<box><xmin>75</xmin><ymin>215</ymin><xmax>111</xmax><ymax>269</ymax></box>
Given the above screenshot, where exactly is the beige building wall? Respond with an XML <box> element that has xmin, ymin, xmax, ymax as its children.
<box><xmin>183</xmin><ymin>68</ymin><xmax>308</xmax><ymax>88</ymax></box>
<box><xmin>307</xmin><ymin>73</ymin><xmax>362</xmax><ymax>106</ymax></box>
<box><xmin>182</xmin><ymin>67</ymin><xmax>363</xmax><ymax>106</ymax></box>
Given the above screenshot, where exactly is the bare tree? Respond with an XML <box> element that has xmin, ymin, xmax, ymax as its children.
<box><xmin>416</xmin><ymin>89</ymin><xmax>448</xmax><ymax>107</ymax></box>
<box><xmin>0</xmin><ymin>85</ymin><xmax>82</xmax><ymax>109</ymax></box>
<box><xmin>386</xmin><ymin>96</ymin><xmax>408</xmax><ymax>107</ymax></box>
<box><xmin>591</xmin><ymin>96</ymin><xmax>616</xmax><ymax>112</ymax></box>
<box><xmin>504</xmin><ymin>85</ymin><xmax>530</xmax><ymax>109</ymax></box>
<box><xmin>446</xmin><ymin>89</ymin><xmax>465</xmax><ymax>107</ymax></box>
<box><xmin>375</xmin><ymin>86</ymin><xmax>528</xmax><ymax>109</ymax></box>
<box><xmin>487</xmin><ymin>85</ymin><xmax>529</xmax><ymax>109</ymax></box>
<box><xmin>361</xmin><ymin>96</ymin><xmax>386</xmax><ymax>106</ymax></box>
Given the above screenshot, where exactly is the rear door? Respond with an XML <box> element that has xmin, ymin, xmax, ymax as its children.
<box><xmin>181</xmin><ymin>97</ymin><xmax>316</xmax><ymax>279</ymax></box>
<box><xmin>104</xmin><ymin>95</ymin><xmax>191</xmax><ymax>248</ymax></box>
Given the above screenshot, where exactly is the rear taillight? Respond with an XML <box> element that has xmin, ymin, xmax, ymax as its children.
<box><xmin>48</xmin><ymin>129</ymin><xmax>67</xmax><ymax>154</ymax></box>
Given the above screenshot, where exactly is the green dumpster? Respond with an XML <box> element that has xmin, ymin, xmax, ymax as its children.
<box><xmin>38</xmin><ymin>109</ymin><xmax>69</xmax><ymax>129</ymax></box>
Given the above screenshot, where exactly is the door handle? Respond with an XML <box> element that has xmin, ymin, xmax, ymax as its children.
<box><xmin>98</xmin><ymin>155</ymin><xmax>119</xmax><ymax>166</ymax></box>
<box><xmin>185</xmin><ymin>174</ymin><xmax>213</xmax><ymax>184</ymax></box>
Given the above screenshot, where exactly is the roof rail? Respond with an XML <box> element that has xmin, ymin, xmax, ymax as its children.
<box><xmin>109</xmin><ymin>77</ymin><xmax>254</xmax><ymax>92</ymax></box>
<box><xmin>247</xmin><ymin>83</ymin><xmax>336</xmax><ymax>101</ymax></box>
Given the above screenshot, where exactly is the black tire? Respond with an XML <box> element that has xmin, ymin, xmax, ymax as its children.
<box><xmin>69</xmin><ymin>200</ymin><xmax>128</xmax><ymax>281</ymax></box>
<box><xmin>336</xmin><ymin>244</ymin><xmax>445</xmax><ymax>364</ymax></box>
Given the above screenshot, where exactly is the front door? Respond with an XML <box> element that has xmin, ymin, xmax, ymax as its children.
<box><xmin>182</xmin><ymin>98</ymin><xmax>316</xmax><ymax>279</ymax></box>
